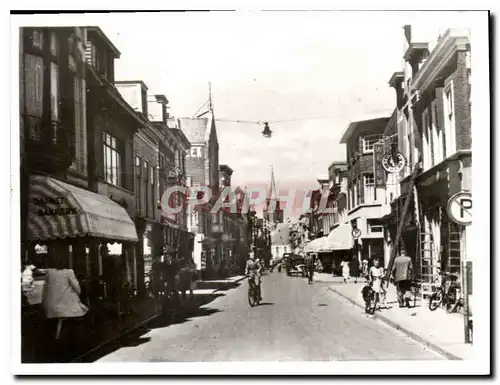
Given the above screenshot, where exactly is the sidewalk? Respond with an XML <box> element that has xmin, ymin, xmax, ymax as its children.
<box><xmin>327</xmin><ymin>281</ymin><xmax>474</xmax><ymax>360</ymax></box>
<box><xmin>194</xmin><ymin>275</ymin><xmax>247</xmax><ymax>292</ymax></box>
<box><xmin>314</xmin><ymin>273</ymin><xmax>364</xmax><ymax>284</ymax></box>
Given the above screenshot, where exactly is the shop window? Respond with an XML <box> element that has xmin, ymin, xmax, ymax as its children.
<box><xmin>103</xmin><ymin>132</ymin><xmax>122</xmax><ymax>187</ymax></box>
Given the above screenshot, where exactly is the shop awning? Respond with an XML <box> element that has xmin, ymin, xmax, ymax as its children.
<box><xmin>304</xmin><ymin>236</ymin><xmax>329</xmax><ymax>253</ymax></box>
<box><xmin>27</xmin><ymin>175</ymin><xmax>138</xmax><ymax>242</ymax></box>
<box><xmin>326</xmin><ymin>223</ymin><xmax>353</xmax><ymax>250</ymax></box>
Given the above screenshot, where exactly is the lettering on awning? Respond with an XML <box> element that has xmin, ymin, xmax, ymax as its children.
<box><xmin>32</xmin><ymin>196</ymin><xmax>79</xmax><ymax>216</ymax></box>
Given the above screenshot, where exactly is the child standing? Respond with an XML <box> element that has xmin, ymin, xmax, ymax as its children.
<box><xmin>369</xmin><ymin>259</ymin><xmax>387</xmax><ymax>309</ymax></box>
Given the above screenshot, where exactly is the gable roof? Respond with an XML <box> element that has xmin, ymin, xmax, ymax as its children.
<box><xmin>177</xmin><ymin>117</ymin><xmax>209</xmax><ymax>144</ymax></box>
<box><xmin>340</xmin><ymin>116</ymin><xmax>391</xmax><ymax>144</ymax></box>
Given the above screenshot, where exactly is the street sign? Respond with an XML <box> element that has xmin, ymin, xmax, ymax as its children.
<box><xmin>447</xmin><ymin>192</ymin><xmax>472</xmax><ymax>226</ymax></box>
<box><xmin>352</xmin><ymin>228</ymin><xmax>361</xmax><ymax>239</ymax></box>
<box><xmin>381</xmin><ymin>152</ymin><xmax>406</xmax><ymax>173</ymax></box>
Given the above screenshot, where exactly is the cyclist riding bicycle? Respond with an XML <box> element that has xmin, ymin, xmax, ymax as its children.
<box><xmin>245</xmin><ymin>250</ymin><xmax>263</xmax><ymax>302</ymax></box>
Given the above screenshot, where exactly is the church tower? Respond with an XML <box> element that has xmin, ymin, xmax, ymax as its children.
<box><xmin>263</xmin><ymin>166</ymin><xmax>284</xmax><ymax>231</ymax></box>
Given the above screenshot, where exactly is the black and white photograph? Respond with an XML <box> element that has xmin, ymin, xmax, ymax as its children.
<box><xmin>9</xmin><ymin>7</ymin><xmax>491</xmax><ymax>376</ymax></box>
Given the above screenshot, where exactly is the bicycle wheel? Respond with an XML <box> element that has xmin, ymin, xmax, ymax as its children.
<box><xmin>429</xmin><ymin>289</ymin><xmax>443</xmax><ymax>311</ymax></box>
<box><xmin>248</xmin><ymin>281</ymin><xmax>257</xmax><ymax>307</ymax></box>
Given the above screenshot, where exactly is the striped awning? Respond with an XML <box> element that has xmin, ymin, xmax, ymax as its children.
<box><xmin>326</xmin><ymin>223</ymin><xmax>353</xmax><ymax>250</ymax></box>
<box><xmin>27</xmin><ymin>175</ymin><xmax>138</xmax><ymax>242</ymax></box>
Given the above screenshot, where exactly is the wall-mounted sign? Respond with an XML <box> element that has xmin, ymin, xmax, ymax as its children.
<box><xmin>381</xmin><ymin>152</ymin><xmax>406</xmax><ymax>173</ymax></box>
<box><xmin>447</xmin><ymin>192</ymin><xmax>472</xmax><ymax>226</ymax></box>
<box><xmin>352</xmin><ymin>228</ymin><xmax>362</xmax><ymax>239</ymax></box>
<box><xmin>373</xmin><ymin>143</ymin><xmax>386</xmax><ymax>187</ymax></box>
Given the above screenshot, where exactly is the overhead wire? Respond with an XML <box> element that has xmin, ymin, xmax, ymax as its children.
<box><xmin>213</xmin><ymin>108</ymin><xmax>394</xmax><ymax>126</ymax></box>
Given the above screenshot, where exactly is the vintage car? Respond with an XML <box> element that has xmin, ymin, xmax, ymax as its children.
<box><xmin>284</xmin><ymin>253</ymin><xmax>307</xmax><ymax>277</ymax></box>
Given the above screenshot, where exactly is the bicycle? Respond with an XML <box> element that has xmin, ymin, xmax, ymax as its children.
<box><xmin>247</xmin><ymin>276</ymin><xmax>261</xmax><ymax>307</ymax></box>
<box><xmin>362</xmin><ymin>278</ymin><xmax>388</xmax><ymax>315</ymax></box>
<box><xmin>428</xmin><ymin>270</ymin><xmax>462</xmax><ymax>312</ymax></box>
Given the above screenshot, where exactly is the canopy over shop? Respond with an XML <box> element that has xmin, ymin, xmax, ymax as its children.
<box><xmin>24</xmin><ymin>175</ymin><xmax>139</xmax><ymax>289</ymax></box>
<box><xmin>303</xmin><ymin>223</ymin><xmax>354</xmax><ymax>272</ymax></box>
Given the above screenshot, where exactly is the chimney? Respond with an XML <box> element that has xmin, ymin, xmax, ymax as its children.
<box><xmin>389</xmin><ymin>72</ymin><xmax>405</xmax><ymax>109</ymax></box>
<box><xmin>402</xmin><ymin>25</ymin><xmax>430</xmax><ymax>78</ymax></box>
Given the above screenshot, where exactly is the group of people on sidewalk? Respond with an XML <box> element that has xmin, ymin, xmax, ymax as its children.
<box><xmin>360</xmin><ymin>250</ymin><xmax>415</xmax><ymax>311</ymax></box>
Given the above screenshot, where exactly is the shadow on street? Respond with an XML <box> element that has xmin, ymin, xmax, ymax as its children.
<box><xmin>78</xmin><ymin>292</ymin><xmax>226</xmax><ymax>363</ymax></box>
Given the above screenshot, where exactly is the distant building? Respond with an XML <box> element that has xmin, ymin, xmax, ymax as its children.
<box><xmin>270</xmin><ymin>223</ymin><xmax>291</xmax><ymax>261</ymax></box>
<box><xmin>340</xmin><ymin>115</ymin><xmax>392</xmax><ymax>266</ymax></box>
<box><xmin>178</xmin><ymin>113</ymin><xmax>223</xmax><ymax>278</ymax></box>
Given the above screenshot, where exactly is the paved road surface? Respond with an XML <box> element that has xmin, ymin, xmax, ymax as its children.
<box><xmin>95</xmin><ymin>272</ymin><xmax>444</xmax><ymax>362</ymax></box>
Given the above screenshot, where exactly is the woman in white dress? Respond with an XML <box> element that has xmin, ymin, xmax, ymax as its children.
<box><xmin>341</xmin><ymin>258</ymin><xmax>350</xmax><ymax>284</ymax></box>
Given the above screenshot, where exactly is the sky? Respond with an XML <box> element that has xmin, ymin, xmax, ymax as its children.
<box><xmin>12</xmin><ymin>10</ymin><xmax>476</xmax><ymax>214</ymax></box>
<box><xmin>94</xmin><ymin>11</ymin><xmax>474</xmax><ymax>196</ymax></box>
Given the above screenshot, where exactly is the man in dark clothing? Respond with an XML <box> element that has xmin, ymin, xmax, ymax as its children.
<box><xmin>392</xmin><ymin>250</ymin><xmax>413</xmax><ymax>307</ymax></box>
<box><xmin>305</xmin><ymin>253</ymin><xmax>315</xmax><ymax>284</ymax></box>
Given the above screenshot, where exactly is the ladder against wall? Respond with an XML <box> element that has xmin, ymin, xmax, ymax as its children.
<box><xmin>418</xmin><ymin>228</ymin><xmax>440</xmax><ymax>299</ymax></box>
<box><xmin>447</xmin><ymin>222</ymin><xmax>462</xmax><ymax>277</ymax></box>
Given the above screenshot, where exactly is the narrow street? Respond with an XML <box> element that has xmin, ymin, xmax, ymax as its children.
<box><xmin>94</xmin><ymin>272</ymin><xmax>444</xmax><ymax>362</ymax></box>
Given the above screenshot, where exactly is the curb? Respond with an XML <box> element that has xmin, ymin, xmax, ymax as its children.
<box><xmin>326</xmin><ymin>287</ymin><xmax>463</xmax><ymax>361</ymax></box>
<box><xmin>212</xmin><ymin>276</ymin><xmax>247</xmax><ymax>294</ymax></box>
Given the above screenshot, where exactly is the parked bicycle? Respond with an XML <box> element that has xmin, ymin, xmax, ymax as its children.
<box><xmin>428</xmin><ymin>269</ymin><xmax>462</xmax><ymax>312</ymax></box>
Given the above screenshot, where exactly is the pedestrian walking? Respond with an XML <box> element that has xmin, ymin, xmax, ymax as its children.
<box><xmin>341</xmin><ymin>257</ymin><xmax>350</xmax><ymax>284</ymax></box>
<box><xmin>42</xmin><ymin>254</ymin><xmax>88</xmax><ymax>361</ymax></box>
<box><xmin>391</xmin><ymin>249</ymin><xmax>413</xmax><ymax>308</ymax></box>
<box><xmin>305</xmin><ymin>253</ymin><xmax>315</xmax><ymax>284</ymax></box>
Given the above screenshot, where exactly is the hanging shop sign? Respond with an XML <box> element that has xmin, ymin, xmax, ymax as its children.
<box><xmin>381</xmin><ymin>151</ymin><xmax>406</xmax><ymax>173</ymax></box>
<box><xmin>373</xmin><ymin>142</ymin><xmax>386</xmax><ymax>187</ymax></box>
<box><xmin>447</xmin><ymin>192</ymin><xmax>472</xmax><ymax>226</ymax></box>
<box><xmin>352</xmin><ymin>228</ymin><xmax>362</xmax><ymax>239</ymax></box>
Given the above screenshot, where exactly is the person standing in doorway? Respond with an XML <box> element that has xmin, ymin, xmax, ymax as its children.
<box><xmin>392</xmin><ymin>249</ymin><xmax>413</xmax><ymax>308</ymax></box>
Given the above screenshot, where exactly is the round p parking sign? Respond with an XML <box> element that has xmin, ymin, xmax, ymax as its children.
<box><xmin>447</xmin><ymin>192</ymin><xmax>472</xmax><ymax>226</ymax></box>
